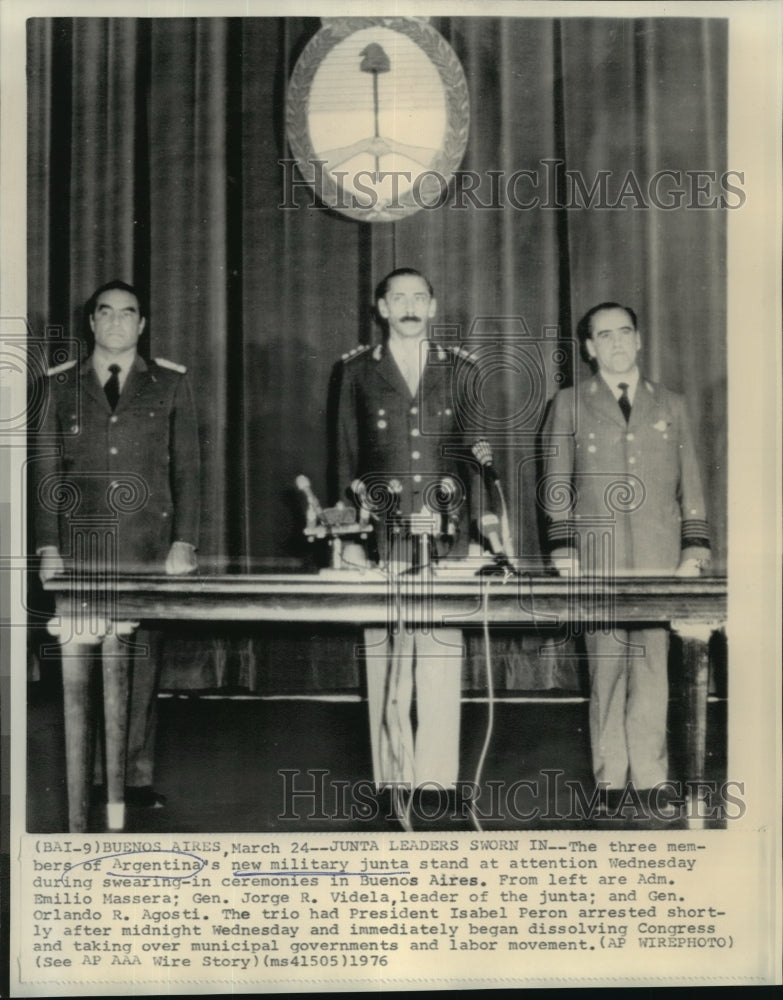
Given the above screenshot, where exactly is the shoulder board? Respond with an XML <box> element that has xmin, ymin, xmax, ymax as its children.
<box><xmin>341</xmin><ymin>344</ymin><xmax>372</xmax><ymax>363</ymax></box>
<box><xmin>444</xmin><ymin>343</ymin><xmax>474</xmax><ymax>362</ymax></box>
<box><xmin>154</xmin><ymin>357</ymin><xmax>187</xmax><ymax>374</ymax></box>
<box><xmin>46</xmin><ymin>359</ymin><xmax>77</xmax><ymax>376</ymax></box>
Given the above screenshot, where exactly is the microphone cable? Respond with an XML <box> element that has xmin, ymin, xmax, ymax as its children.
<box><xmin>467</xmin><ymin>578</ymin><xmax>496</xmax><ymax>834</ymax></box>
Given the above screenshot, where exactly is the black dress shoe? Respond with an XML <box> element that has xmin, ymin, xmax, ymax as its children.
<box><xmin>124</xmin><ymin>786</ymin><xmax>167</xmax><ymax>809</ymax></box>
<box><xmin>90</xmin><ymin>784</ymin><xmax>107</xmax><ymax>805</ymax></box>
<box><xmin>595</xmin><ymin>788</ymin><xmax>625</xmax><ymax>817</ymax></box>
<box><xmin>637</xmin><ymin>788</ymin><xmax>682</xmax><ymax>823</ymax></box>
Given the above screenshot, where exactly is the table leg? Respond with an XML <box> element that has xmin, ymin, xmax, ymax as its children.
<box><xmin>61</xmin><ymin>643</ymin><xmax>97</xmax><ymax>833</ymax></box>
<box><xmin>672</xmin><ymin>621</ymin><xmax>723</xmax><ymax>830</ymax></box>
<box><xmin>101</xmin><ymin>631</ymin><xmax>130</xmax><ymax>831</ymax></box>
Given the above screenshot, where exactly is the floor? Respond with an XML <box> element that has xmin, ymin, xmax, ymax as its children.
<box><xmin>27</xmin><ymin>677</ymin><xmax>728</xmax><ymax>834</ymax></box>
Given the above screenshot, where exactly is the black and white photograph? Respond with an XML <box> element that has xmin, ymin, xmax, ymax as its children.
<box><xmin>24</xmin><ymin>8</ymin><xmax>730</xmax><ymax>834</ymax></box>
<box><xmin>3</xmin><ymin>0</ymin><xmax>780</xmax><ymax>993</ymax></box>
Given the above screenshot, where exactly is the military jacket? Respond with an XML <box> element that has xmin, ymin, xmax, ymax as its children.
<box><xmin>336</xmin><ymin>341</ymin><xmax>485</xmax><ymax>560</ymax></box>
<box><xmin>32</xmin><ymin>353</ymin><xmax>200</xmax><ymax>572</ymax></box>
<box><xmin>542</xmin><ymin>373</ymin><xmax>710</xmax><ymax>573</ymax></box>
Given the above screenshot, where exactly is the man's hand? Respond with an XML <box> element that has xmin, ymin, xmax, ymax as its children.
<box><xmin>165</xmin><ymin>541</ymin><xmax>198</xmax><ymax>575</ymax></box>
<box><xmin>551</xmin><ymin>549</ymin><xmax>580</xmax><ymax>577</ymax></box>
<box><xmin>38</xmin><ymin>546</ymin><xmax>64</xmax><ymax>584</ymax></box>
<box><xmin>674</xmin><ymin>557</ymin><xmax>702</xmax><ymax>578</ymax></box>
<box><xmin>341</xmin><ymin>542</ymin><xmax>368</xmax><ymax>570</ymax></box>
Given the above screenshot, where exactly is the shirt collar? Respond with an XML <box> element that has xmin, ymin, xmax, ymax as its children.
<box><xmin>388</xmin><ymin>335</ymin><xmax>427</xmax><ymax>357</ymax></box>
<box><xmin>387</xmin><ymin>336</ymin><xmax>428</xmax><ymax>372</ymax></box>
<box><xmin>89</xmin><ymin>351</ymin><xmax>142</xmax><ymax>388</ymax></box>
<box><xmin>600</xmin><ymin>366</ymin><xmax>640</xmax><ymax>401</ymax></box>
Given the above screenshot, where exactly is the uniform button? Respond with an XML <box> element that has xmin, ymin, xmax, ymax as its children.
<box><xmin>444</xmin><ymin>408</ymin><xmax>452</xmax><ymax>416</ymax></box>
<box><xmin>70</xmin><ymin>425</ymin><xmax>79</xmax><ymax>433</ymax></box>
<box><xmin>410</xmin><ymin>428</ymin><xmax>420</xmax><ymax>437</ymax></box>
<box><xmin>377</xmin><ymin>419</ymin><xmax>387</xmax><ymax>429</ymax></box>
<box><xmin>161</xmin><ymin>511</ymin><xmax>169</xmax><ymax>518</ymax></box>
<box><xmin>410</xmin><ymin>406</ymin><xmax>418</xmax><ymax>415</ymax></box>
<box><xmin>412</xmin><ymin>451</ymin><xmax>421</xmax><ymax>460</ymax></box>
<box><xmin>663</xmin><ymin>433</ymin><xmax>668</xmax><ymax>440</ymax></box>
<box><xmin>588</xmin><ymin>445</ymin><xmax>597</xmax><ymax>453</ymax></box>
<box><xmin>378</xmin><ymin>408</ymin><xmax>386</xmax><ymax>416</ymax></box>
<box><xmin>110</xmin><ymin>415</ymin><xmax>118</xmax><ymax>424</ymax></box>
<box><xmin>149</xmin><ymin>411</ymin><xmax>155</xmax><ymax>418</ymax></box>
<box><xmin>589</xmin><ymin>432</ymin><xmax>595</xmax><ymax>439</ymax></box>
<box><xmin>109</xmin><ymin>447</ymin><xmax>118</xmax><ymax>455</ymax></box>
<box><xmin>628</xmin><ymin>456</ymin><xmax>636</xmax><ymax>464</ymax></box>
<box><xmin>626</xmin><ymin>432</ymin><xmax>634</xmax><ymax>441</ymax></box>
<box><xmin>413</xmin><ymin>474</ymin><xmax>422</xmax><ymax>483</ymax></box>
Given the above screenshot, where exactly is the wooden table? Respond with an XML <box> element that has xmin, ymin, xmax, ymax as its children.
<box><xmin>44</xmin><ymin>570</ymin><xmax>727</xmax><ymax>831</ymax></box>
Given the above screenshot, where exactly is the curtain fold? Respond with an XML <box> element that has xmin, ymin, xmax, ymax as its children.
<box><xmin>27</xmin><ymin>15</ymin><xmax>727</xmax><ymax>692</ymax></box>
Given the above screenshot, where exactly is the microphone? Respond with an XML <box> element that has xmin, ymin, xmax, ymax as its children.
<box><xmin>480</xmin><ymin>513</ymin><xmax>505</xmax><ymax>556</ymax></box>
<box><xmin>473</xmin><ymin>441</ymin><xmax>515</xmax><ymax>559</ymax></box>
<box><xmin>295</xmin><ymin>475</ymin><xmax>324</xmax><ymax>525</ymax></box>
<box><xmin>438</xmin><ymin>476</ymin><xmax>461</xmax><ymax>537</ymax></box>
<box><xmin>472</xmin><ymin>439</ymin><xmax>500</xmax><ymax>485</ymax></box>
<box><xmin>387</xmin><ymin>479</ymin><xmax>403</xmax><ymax>516</ymax></box>
<box><xmin>349</xmin><ymin>479</ymin><xmax>373</xmax><ymax>524</ymax></box>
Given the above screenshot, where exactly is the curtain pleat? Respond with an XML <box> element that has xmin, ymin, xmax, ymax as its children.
<box><xmin>69</xmin><ymin>20</ymin><xmax>139</xmax><ymax>317</ymax></box>
<box><xmin>27</xmin><ymin>15</ymin><xmax>727</xmax><ymax>693</ymax></box>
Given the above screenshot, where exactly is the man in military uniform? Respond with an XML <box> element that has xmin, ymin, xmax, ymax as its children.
<box><xmin>542</xmin><ymin>302</ymin><xmax>710</xmax><ymax>817</ymax></box>
<box><xmin>33</xmin><ymin>279</ymin><xmax>200</xmax><ymax>818</ymax></box>
<box><xmin>335</xmin><ymin>268</ymin><xmax>485</xmax><ymax>810</ymax></box>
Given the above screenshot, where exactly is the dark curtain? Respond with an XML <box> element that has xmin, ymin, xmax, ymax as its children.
<box><xmin>27</xmin><ymin>16</ymin><xmax>727</xmax><ymax>692</ymax></box>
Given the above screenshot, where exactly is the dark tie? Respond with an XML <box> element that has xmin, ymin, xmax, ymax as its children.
<box><xmin>617</xmin><ymin>382</ymin><xmax>631</xmax><ymax>422</ymax></box>
<box><xmin>104</xmin><ymin>364</ymin><xmax>121</xmax><ymax>410</ymax></box>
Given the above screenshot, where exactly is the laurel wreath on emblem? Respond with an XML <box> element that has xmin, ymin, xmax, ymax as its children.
<box><xmin>286</xmin><ymin>18</ymin><xmax>470</xmax><ymax>222</ymax></box>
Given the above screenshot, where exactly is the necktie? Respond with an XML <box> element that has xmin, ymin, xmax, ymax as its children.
<box><xmin>104</xmin><ymin>364</ymin><xmax>121</xmax><ymax>410</ymax></box>
<box><xmin>617</xmin><ymin>382</ymin><xmax>631</xmax><ymax>423</ymax></box>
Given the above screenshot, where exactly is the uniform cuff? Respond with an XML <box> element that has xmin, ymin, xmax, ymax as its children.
<box><xmin>681</xmin><ymin>519</ymin><xmax>710</xmax><ymax>550</ymax></box>
<box><xmin>545</xmin><ymin>520</ymin><xmax>577</xmax><ymax>552</ymax></box>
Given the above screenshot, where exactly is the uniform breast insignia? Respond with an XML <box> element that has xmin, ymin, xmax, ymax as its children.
<box><xmin>341</xmin><ymin>344</ymin><xmax>372</xmax><ymax>363</ymax></box>
<box><xmin>154</xmin><ymin>357</ymin><xmax>187</xmax><ymax>373</ymax></box>
<box><xmin>46</xmin><ymin>359</ymin><xmax>77</xmax><ymax>377</ymax></box>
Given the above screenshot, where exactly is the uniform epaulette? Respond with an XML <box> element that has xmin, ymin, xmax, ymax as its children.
<box><xmin>154</xmin><ymin>357</ymin><xmax>187</xmax><ymax>373</ymax></box>
<box><xmin>444</xmin><ymin>343</ymin><xmax>475</xmax><ymax>363</ymax></box>
<box><xmin>46</xmin><ymin>359</ymin><xmax>77</xmax><ymax>376</ymax></box>
<box><xmin>341</xmin><ymin>344</ymin><xmax>372</xmax><ymax>363</ymax></box>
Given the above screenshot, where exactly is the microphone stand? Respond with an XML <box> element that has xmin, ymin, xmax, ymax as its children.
<box><xmin>495</xmin><ymin>479</ymin><xmax>514</xmax><ymax>562</ymax></box>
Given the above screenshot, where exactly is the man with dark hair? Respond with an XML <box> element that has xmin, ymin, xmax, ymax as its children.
<box><xmin>33</xmin><ymin>280</ymin><xmax>200</xmax><ymax>824</ymax></box>
<box><xmin>335</xmin><ymin>268</ymin><xmax>484</xmax><ymax>816</ymax></box>
<box><xmin>542</xmin><ymin>302</ymin><xmax>710</xmax><ymax>818</ymax></box>
<box><xmin>84</xmin><ymin>279</ymin><xmax>150</xmax><ymax>325</ymax></box>
<box><xmin>374</xmin><ymin>266</ymin><xmax>435</xmax><ymax>302</ymax></box>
